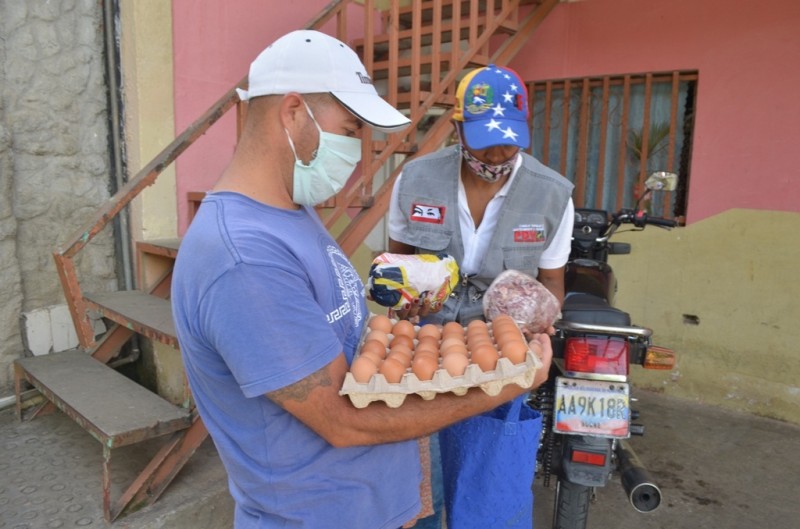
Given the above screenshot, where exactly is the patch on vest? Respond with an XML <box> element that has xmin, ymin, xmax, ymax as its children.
<box><xmin>513</xmin><ymin>224</ymin><xmax>546</xmax><ymax>243</ymax></box>
<box><xmin>410</xmin><ymin>203</ymin><xmax>446</xmax><ymax>224</ymax></box>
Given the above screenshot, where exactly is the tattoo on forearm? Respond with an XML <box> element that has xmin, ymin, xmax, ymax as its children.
<box><xmin>269</xmin><ymin>366</ymin><xmax>333</xmax><ymax>405</ymax></box>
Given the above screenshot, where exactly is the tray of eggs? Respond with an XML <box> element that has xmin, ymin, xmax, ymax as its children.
<box><xmin>340</xmin><ymin>313</ymin><xmax>544</xmax><ymax>408</ymax></box>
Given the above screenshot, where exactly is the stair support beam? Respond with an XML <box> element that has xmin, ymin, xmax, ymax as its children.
<box><xmin>107</xmin><ymin>416</ymin><xmax>209</xmax><ymax>522</ymax></box>
<box><xmin>490</xmin><ymin>0</ymin><xmax>559</xmax><ymax>65</ymax></box>
<box><xmin>337</xmin><ymin>107</ymin><xmax>456</xmax><ymax>256</ymax></box>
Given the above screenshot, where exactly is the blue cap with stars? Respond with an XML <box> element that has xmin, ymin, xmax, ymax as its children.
<box><xmin>453</xmin><ymin>64</ymin><xmax>530</xmax><ymax>150</ymax></box>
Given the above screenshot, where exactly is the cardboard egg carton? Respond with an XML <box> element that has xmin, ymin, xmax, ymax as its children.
<box><xmin>339</xmin><ymin>316</ymin><xmax>543</xmax><ymax>408</ymax></box>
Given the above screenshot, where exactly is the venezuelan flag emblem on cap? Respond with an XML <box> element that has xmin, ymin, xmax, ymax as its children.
<box><xmin>454</xmin><ymin>65</ymin><xmax>530</xmax><ymax>150</ymax></box>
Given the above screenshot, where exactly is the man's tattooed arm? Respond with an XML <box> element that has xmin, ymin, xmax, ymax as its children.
<box><xmin>268</xmin><ymin>365</ymin><xmax>334</xmax><ymax>406</ymax></box>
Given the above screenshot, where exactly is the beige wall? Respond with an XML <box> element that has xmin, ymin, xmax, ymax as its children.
<box><xmin>120</xmin><ymin>0</ymin><xmax>183</xmax><ymax>403</ymax></box>
<box><xmin>120</xmin><ymin>0</ymin><xmax>177</xmax><ymax>242</ymax></box>
<box><xmin>611</xmin><ymin>209</ymin><xmax>800</xmax><ymax>423</ymax></box>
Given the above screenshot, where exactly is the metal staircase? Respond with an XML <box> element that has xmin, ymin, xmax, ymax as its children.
<box><xmin>13</xmin><ymin>0</ymin><xmax>558</xmax><ymax>521</ymax></box>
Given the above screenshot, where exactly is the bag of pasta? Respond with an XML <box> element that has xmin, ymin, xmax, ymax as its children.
<box><xmin>367</xmin><ymin>253</ymin><xmax>459</xmax><ymax>310</ymax></box>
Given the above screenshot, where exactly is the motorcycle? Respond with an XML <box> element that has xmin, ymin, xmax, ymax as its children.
<box><xmin>531</xmin><ymin>172</ymin><xmax>679</xmax><ymax>529</ymax></box>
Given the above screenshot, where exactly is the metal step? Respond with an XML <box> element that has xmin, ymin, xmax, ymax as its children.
<box><xmin>85</xmin><ymin>290</ymin><xmax>178</xmax><ymax>347</ymax></box>
<box><xmin>137</xmin><ymin>237</ymin><xmax>181</xmax><ymax>259</ymax></box>
<box><xmin>15</xmin><ymin>349</ymin><xmax>191</xmax><ymax>448</ymax></box>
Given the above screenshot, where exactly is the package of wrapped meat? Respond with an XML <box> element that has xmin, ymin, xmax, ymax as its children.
<box><xmin>367</xmin><ymin>252</ymin><xmax>460</xmax><ymax>309</ymax></box>
<box><xmin>483</xmin><ymin>269</ymin><xmax>561</xmax><ymax>335</ymax></box>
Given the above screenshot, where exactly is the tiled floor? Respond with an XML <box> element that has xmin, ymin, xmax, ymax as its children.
<box><xmin>2</xmin><ymin>388</ymin><xmax>799</xmax><ymax>528</ymax></box>
<box><xmin>0</xmin><ymin>405</ymin><xmax>231</xmax><ymax>528</ymax></box>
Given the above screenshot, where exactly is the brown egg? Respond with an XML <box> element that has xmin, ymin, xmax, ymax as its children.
<box><xmin>351</xmin><ymin>356</ymin><xmax>378</xmax><ymax>383</ymax></box>
<box><xmin>471</xmin><ymin>342</ymin><xmax>499</xmax><ymax>372</ymax></box>
<box><xmin>389</xmin><ymin>342</ymin><xmax>413</xmax><ymax>361</ymax></box>
<box><xmin>360</xmin><ymin>339</ymin><xmax>387</xmax><ymax>360</ymax></box>
<box><xmin>417</xmin><ymin>324</ymin><xmax>442</xmax><ymax>342</ymax></box>
<box><xmin>504</xmin><ymin>325</ymin><xmax>525</xmax><ymax>342</ymax></box>
<box><xmin>494</xmin><ymin>328</ymin><xmax>522</xmax><ymax>349</ymax></box>
<box><xmin>467</xmin><ymin>322</ymin><xmax>492</xmax><ymax>342</ymax></box>
<box><xmin>466</xmin><ymin>319</ymin><xmax>489</xmax><ymax>334</ymax></box>
<box><xmin>441</xmin><ymin>341</ymin><xmax>468</xmax><ymax>358</ymax></box>
<box><xmin>390</xmin><ymin>333</ymin><xmax>415</xmax><ymax>350</ymax></box>
<box><xmin>501</xmin><ymin>340</ymin><xmax>529</xmax><ymax>364</ymax></box>
<box><xmin>368</xmin><ymin>314</ymin><xmax>394</xmax><ymax>334</ymax></box>
<box><xmin>358</xmin><ymin>351</ymin><xmax>385</xmax><ymax>367</ymax></box>
<box><xmin>392</xmin><ymin>319</ymin><xmax>416</xmax><ymax>338</ymax></box>
<box><xmin>489</xmin><ymin>324</ymin><xmax>508</xmax><ymax>338</ymax></box>
<box><xmin>442</xmin><ymin>353</ymin><xmax>469</xmax><ymax>377</ymax></box>
<box><xmin>439</xmin><ymin>337</ymin><xmax>465</xmax><ymax>355</ymax></box>
<box><xmin>467</xmin><ymin>333</ymin><xmax>493</xmax><ymax>349</ymax></box>
<box><xmin>417</xmin><ymin>335</ymin><xmax>440</xmax><ymax>348</ymax></box>
<box><xmin>411</xmin><ymin>354</ymin><xmax>438</xmax><ymax>381</ymax></box>
<box><xmin>491</xmin><ymin>323</ymin><xmax>514</xmax><ymax>338</ymax></box>
<box><xmin>492</xmin><ymin>314</ymin><xmax>516</xmax><ymax>328</ymax></box>
<box><xmin>414</xmin><ymin>339</ymin><xmax>440</xmax><ymax>358</ymax></box>
<box><xmin>379</xmin><ymin>356</ymin><xmax>407</xmax><ymax>383</ymax></box>
<box><xmin>442</xmin><ymin>321</ymin><xmax>465</xmax><ymax>340</ymax></box>
<box><xmin>493</xmin><ymin>322</ymin><xmax>518</xmax><ymax>335</ymax></box>
<box><xmin>414</xmin><ymin>350</ymin><xmax>440</xmax><ymax>366</ymax></box>
<box><xmin>365</xmin><ymin>330</ymin><xmax>390</xmax><ymax>348</ymax></box>
<box><xmin>388</xmin><ymin>350</ymin><xmax>412</xmax><ymax>368</ymax></box>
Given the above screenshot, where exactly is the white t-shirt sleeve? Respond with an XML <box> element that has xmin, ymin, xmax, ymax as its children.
<box><xmin>538</xmin><ymin>198</ymin><xmax>575</xmax><ymax>269</ymax></box>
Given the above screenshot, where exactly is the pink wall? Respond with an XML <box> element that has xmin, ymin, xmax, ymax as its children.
<box><xmin>172</xmin><ymin>0</ymin><xmax>800</xmax><ymax>229</ymax></box>
<box><xmin>509</xmin><ymin>0</ymin><xmax>800</xmax><ymax>223</ymax></box>
<box><xmin>171</xmin><ymin>0</ymin><xmax>343</xmax><ymax>233</ymax></box>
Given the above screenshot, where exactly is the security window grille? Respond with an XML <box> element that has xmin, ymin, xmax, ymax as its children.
<box><xmin>527</xmin><ymin>71</ymin><xmax>697</xmax><ymax>221</ymax></box>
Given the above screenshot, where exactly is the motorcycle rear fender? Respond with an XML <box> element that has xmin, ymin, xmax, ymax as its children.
<box><xmin>561</xmin><ymin>435</ymin><xmax>614</xmax><ymax>487</ymax></box>
<box><xmin>565</xmin><ymin>259</ymin><xmax>618</xmax><ymax>304</ymax></box>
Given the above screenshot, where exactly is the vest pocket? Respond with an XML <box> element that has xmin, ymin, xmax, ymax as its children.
<box><xmin>404</xmin><ymin>228</ymin><xmax>453</xmax><ymax>253</ymax></box>
<box><xmin>502</xmin><ymin>246</ymin><xmax>543</xmax><ymax>273</ymax></box>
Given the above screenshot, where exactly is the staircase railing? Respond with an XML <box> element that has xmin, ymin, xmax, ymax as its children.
<box><xmin>55</xmin><ymin>0</ymin><xmax>351</xmax><ymax>349</ymax></box>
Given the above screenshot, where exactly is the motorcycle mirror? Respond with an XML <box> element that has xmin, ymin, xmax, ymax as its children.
<box><xmin>645</xmin><ymin>172</ymin><xmax>677</xmax><ymax>192</ymax></box>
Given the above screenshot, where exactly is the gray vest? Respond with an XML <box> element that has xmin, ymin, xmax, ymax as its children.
<box><xmin>397</xmin><ymin>145</ymin><xmax>574</xmax><ymax>324</ymax></box>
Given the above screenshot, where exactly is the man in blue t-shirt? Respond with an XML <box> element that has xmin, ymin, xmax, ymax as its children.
<box><xmin>171</xmin><ymin>30</ymin><xmax>553</xmax><ymax>529</ymax></box>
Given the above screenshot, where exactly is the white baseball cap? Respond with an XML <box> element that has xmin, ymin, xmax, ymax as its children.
<box><xmin>236</xmin><ymin>30</ymin><xmax>411</xmax><ymax>133</ymax></box>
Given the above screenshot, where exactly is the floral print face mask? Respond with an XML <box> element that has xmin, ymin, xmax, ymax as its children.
<box><xmin>460</xmin><ymin>145</ymin><xmax>518</xmax><ymax>183</ymax></box>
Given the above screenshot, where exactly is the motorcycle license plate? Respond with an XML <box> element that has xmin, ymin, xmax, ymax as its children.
<box><xmin>553</xmin><ymin>377</ymin><xmax>630</xmax><ymax>438</ymax></box>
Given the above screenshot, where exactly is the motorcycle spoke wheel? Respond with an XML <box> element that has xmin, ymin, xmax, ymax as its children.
<box><xmin>553</xmin><ymin>479</ymin><xmax>591</xmax><ymax>529</ymax></box>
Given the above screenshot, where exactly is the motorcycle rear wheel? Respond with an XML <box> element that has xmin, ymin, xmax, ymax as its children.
<box><xmin>553</xmin><ymin>479</ymin><xmax>591</xmax><ymax>529</ymax></box>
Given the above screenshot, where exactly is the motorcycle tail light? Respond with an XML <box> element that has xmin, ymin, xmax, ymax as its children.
<box><xmin>564</xmin><ymin>336</ymin><xmax>629</xmax><ymax>375</ymax></box>
<box><xmin>643</xmin><ymin>345</ymin><xmax>676</xmax><ymax>370</ymax></box>
<box><xmin>571</xmin><ymin>449</ymin><xmax>607</xmax><ymax>466</ymax></box>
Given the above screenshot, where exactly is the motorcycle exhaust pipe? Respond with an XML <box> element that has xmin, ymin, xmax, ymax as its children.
<box><xmin>616</xmin><ymin>440</ymin><xmax>662</xmax><ymax>513</ymax></box>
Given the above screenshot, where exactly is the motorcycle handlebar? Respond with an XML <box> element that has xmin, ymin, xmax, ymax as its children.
<box><xmin>614</xmin><ymin>210</ymin><xmax>678</xmax><ymax>229</ymax></box>
<box><xmin>646</xmin><ymin>216</ymin><xmax>678</xmax><ymax>228</ymax></box>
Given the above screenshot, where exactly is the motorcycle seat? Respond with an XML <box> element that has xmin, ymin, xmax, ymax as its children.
<box><xmin>561</xmin><ymin>293</ymin><xmax>632</xmax><ymax>327</ymax></box>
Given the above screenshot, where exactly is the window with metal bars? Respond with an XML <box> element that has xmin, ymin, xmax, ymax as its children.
<box><xmin>526</xmin><ymin>71</ymin><xmax>697</xmax><ymax>221</ymax></box>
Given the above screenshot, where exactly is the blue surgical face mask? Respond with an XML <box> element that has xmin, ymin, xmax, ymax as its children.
<box><xmin>285</xmin><ymin>100</ymin><xmax>362</xmax><ymax>206</ymax></box>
